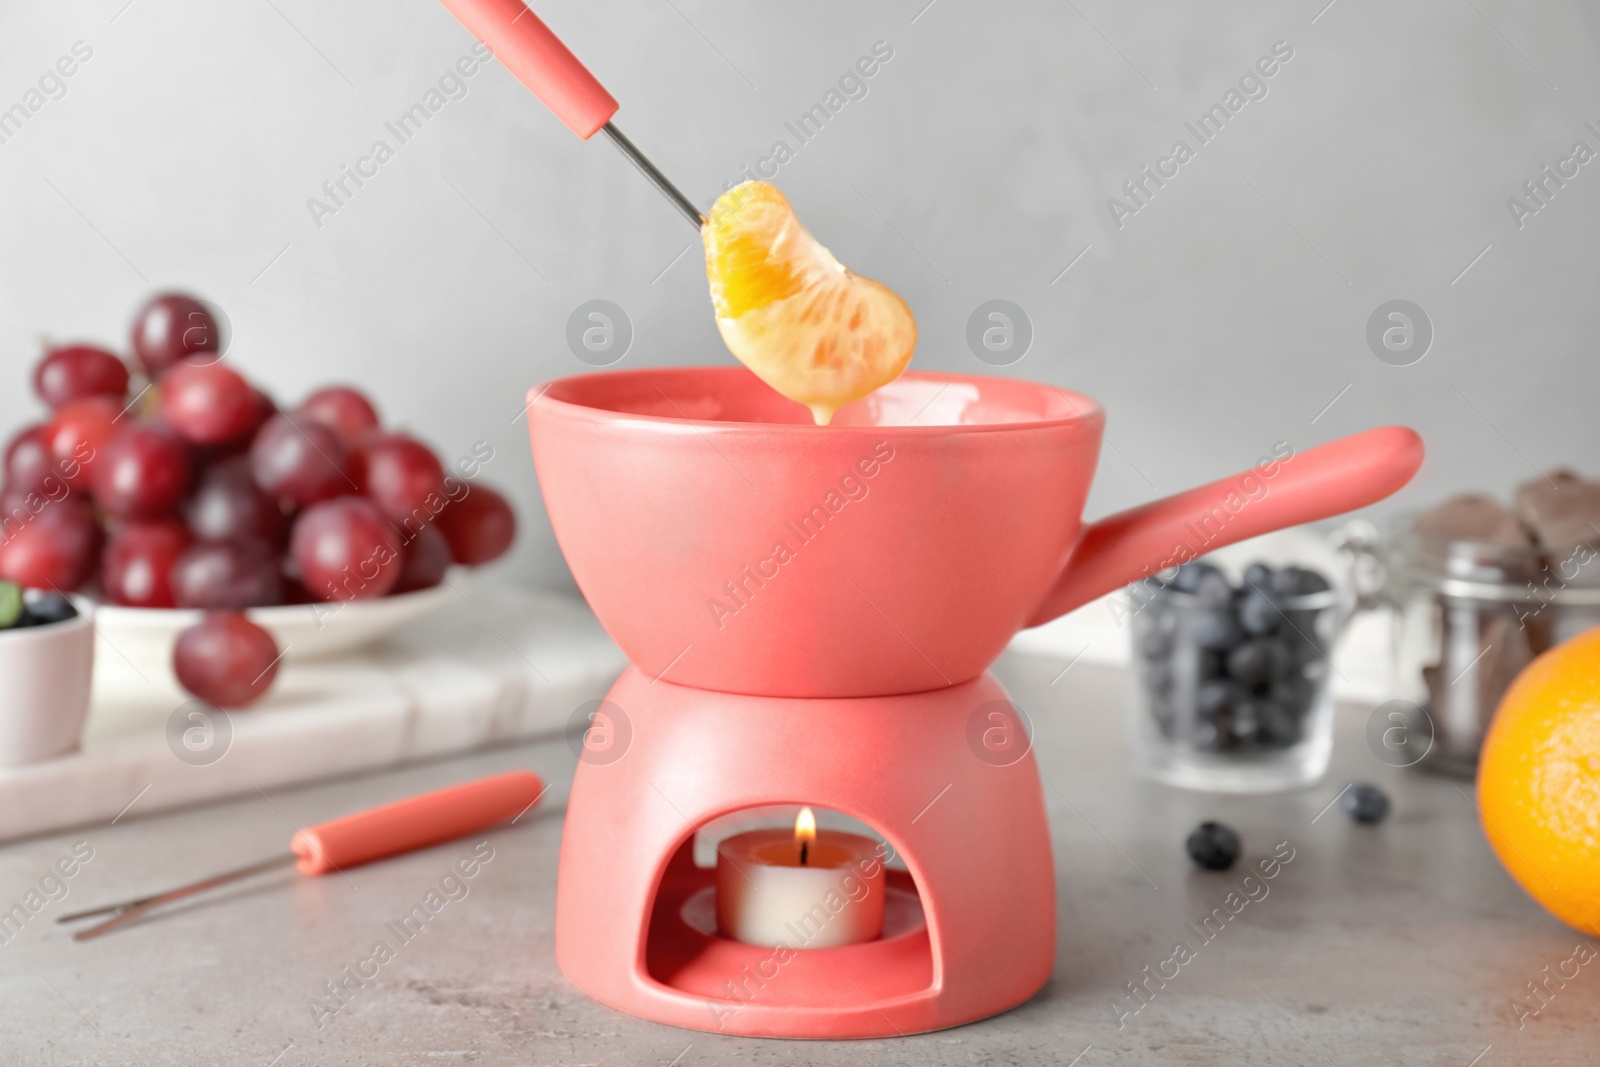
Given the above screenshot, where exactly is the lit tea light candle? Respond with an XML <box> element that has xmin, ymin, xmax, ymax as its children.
<box><xmin>715</xmin><ymin>807</ymin><xmax>886</xmax><ymax>949</ymax></box>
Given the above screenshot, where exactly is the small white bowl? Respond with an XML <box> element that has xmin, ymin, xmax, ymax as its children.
<box><xmin>0</xmin><ymin>599</ymin><xmax>95</xmax><ymax>768</ymax></box>
<box><xmin>91</xmin><ymin>570</ymin><xmax>468</xmax><ymax>680</ymax></box>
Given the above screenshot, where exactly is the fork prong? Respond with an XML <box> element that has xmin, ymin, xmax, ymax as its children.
<box><xmin>60</xmin><ymin>853</ymin><xmax>298</xmax><ymax>936</ymax></box>
<box><xmin>56</xmin><ymin>896</ymin><xmax>158</xmax><ymax>924</ymax></box>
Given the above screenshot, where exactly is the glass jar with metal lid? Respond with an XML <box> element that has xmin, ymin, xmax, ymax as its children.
<box><xmin>1382</xmin><ymin>517</ymin><xmax>1600</xmax><ymax>776</ymax></box>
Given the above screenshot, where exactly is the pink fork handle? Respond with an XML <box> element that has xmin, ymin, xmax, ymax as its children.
<box><xmin>439</xmin><ymin>0</ymin><xmax>618</xmax><ymax>138</ymax></box>
<box><xmin>290</xmin><ymin>770</ymin><xmax>544</xmax><ymax>876</ymax></box>
<box><xmin>1026</xmin><ymin>425</ymin><xmax>1424</xmax><ymax>627</ymax></box>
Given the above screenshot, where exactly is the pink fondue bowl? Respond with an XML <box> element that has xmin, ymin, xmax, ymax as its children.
<box><xmin>528</xmin><ymin>367</ymin><xmax>1422</xmax><ymax>699</ymax></box>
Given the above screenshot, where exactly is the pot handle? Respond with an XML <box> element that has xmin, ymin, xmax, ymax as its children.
<box><xmin>1025</xmin><ymin>425</ymin><xmax>1424</xmax><ymax>627</ymax></box>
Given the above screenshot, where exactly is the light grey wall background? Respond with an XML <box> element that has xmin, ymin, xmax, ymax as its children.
<box><xmin>2</xmin><ymin>0</ymin><xmax>1596</xmax><ymax>591</ymax></box>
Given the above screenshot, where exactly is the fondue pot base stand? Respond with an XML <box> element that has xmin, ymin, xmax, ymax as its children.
<box><xmin>554</xmin><ymin>666</ymin><xmax>1056</xmax><ymax>1039</ymax></box>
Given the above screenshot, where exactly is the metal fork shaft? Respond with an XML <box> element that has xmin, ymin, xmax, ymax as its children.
<box><xmin>601</xmin><ymin>122</ymin><xmax>705</xmax><ymax>230</ymax></box>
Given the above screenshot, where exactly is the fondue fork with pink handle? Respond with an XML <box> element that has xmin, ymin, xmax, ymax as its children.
<box><xmin>439</xmin><ymin>0</ymin><xmax>704</xmax><ymax>229</ymax></box>
<box><xmin>59</xmin><ymin>771</ymin><xmax>545</xmax><ymax>941</ymax></box>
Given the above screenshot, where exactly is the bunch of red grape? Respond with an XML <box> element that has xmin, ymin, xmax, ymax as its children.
<box><xmin>0</xmin><ymin>291</ymin><xmax>517</xmax><ymax>613</ymax></box>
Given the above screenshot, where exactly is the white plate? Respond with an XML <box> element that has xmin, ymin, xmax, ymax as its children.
<box><xmin>91</xmin><ymin>570</ymin><xmax>470</xmax><ymax>678</ymax></box>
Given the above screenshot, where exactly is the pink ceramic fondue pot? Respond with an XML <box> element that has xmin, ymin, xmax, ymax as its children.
<box><xmin>529</xmin><ymin>366</ymin><xmax>1423</xmax><ymax>699</ymax></box>
<box><xmin>533</xmin><ymin>365</ymin><xmax>1421</xmax><ymax>1037</ymax></box>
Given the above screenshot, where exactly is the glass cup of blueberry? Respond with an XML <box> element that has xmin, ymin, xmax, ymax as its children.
<box><xmin>1129</xmin><ymin>559</ymin><xmax>1345</xmax><ymax>792</ymax></box>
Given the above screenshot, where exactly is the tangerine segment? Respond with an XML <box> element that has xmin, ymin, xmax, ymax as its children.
<box><xmin>703</xmin><ymin>181</ymin><xmax>916</xmax><ymax>425</ymax></box>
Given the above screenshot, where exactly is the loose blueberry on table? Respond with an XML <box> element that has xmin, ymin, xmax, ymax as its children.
<box><xmin>1186</xmin><ymin>821</ymin><xmax>1241</xmax><ymax>870</ymax></box>
<box><xmin>1340</xmin><ymin>782</ymin><xmax>1391</xmax><ymax>825</ymax></box>
<box><xmin>1136</xmin><ymin>560</ymin><xmax>1333</xmax><ymax>752</ymax></box>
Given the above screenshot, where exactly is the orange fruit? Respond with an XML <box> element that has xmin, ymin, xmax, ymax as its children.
<box><xmin>702</xmin><ymin>181</ymin><xmax>916</xmax><ymax>425</ymax></box>
<box><xmin>1478</xmin><ymin>625</ymin><xmax>1600</xmax><ymax>935</ymax></box>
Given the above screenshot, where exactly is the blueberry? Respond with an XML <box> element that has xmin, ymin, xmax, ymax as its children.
<box><xmin>1340</xmin><ymin>783</ymin><xmax>1390</xmax><ymax>825</ymax></box>
<box><xmin>1296</xmin><ymin>569</ymin><xmax>1331</xmax><ymax>594</ymax></box>
<box><xmin>1225</xmin><ymin>642</ymin><xmax>1266</xmax><ymax>683</ymax></box>
<box><xmin>1186</xmin><ymin>821</ymin><xmax>1241</xmax><ymax>870</ymax></box>
<box><xmin>1229</xmin><ymin>701</ymin><xmax>1262</xmax><ymax>744</ymax></box>
<box><xmin>1194</xmin><ymin>610</ymin><xmax>1243</xmax><ymax>651</ymax></box>
<box><xmin>1226</xmin><ymin>639</ymin><xmax>1291</xmax><ymax>684</ymax></box>
<box><xmin>0</xmin><ymin>581</ymin><xmax>22</xmax><ymax>629</ymax></box>
<box><xmin>1280</xmin><ymin>614</ymin><xmax>1326</xmax><ymax>665</ymax></box>
<box><xmin>1238</xmin><ymin>592</ymin><xmax>1281</xmax><ymax>636</ymax></box>
<box><xmin>1288</xmin><ymin>638</ymin><xmax>1326</xmax><ymax>670</ymax></box>
<box><xmin>1191</xmin><ymin>719</ymin><xmax>1227</xmax><ymax>752</ymax></box>
<box><xmin>1256</xmin><ymin>699</ymin><xmax>1302</xmax><ymax>747</ymax></box>
<box><xmin>20</xmin><ymin>590</ymin><xmax>76</xmax><ymax>626</ymax></box>
<box><xmin>1270</xmin><ymin>640</ymin><xmax>1298</xmax><ymax>679</ymax></box>
<box><xmin>1170</xmin><ymin>562</ymin><xmax>1222</xmax><ymax>593</ymax></box>
<box><xmin>1196</xmin><ymin>571</ymin><xmax>1234</xmax><ymax>608</ymax></box>
<box><xmin>1268</xmin><ymin>674</ymin><xmax>1314</xmax><ymax>712</ymax></box>
<box><xmin>1282</xmin><ymin>607</ymin><xmax>1322</xmax><ymax>633</ymax></box>
<box><xmin>1197</xmin><ymin>678</ymin><xmax>1237</xmax><ymax>718</ymax></box>
<box><xmin>1274</xmin><ymin>566</ymin><xmax>1331</xmax><ymax>596</ymax></box>
<box><xmin>1242</xmin><ymin>562</ymin><xmax>1273</xmax><ymax>590</ymax></box>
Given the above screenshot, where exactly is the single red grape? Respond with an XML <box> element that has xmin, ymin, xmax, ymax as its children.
<box><xmin>170</xmin><ymin>541</ymin><xmax>283</xmax><ymax>609</ymax></box>
<box><xmin>4</xmin><ymin>425</ymin><xmax>58</xmax><ymax>496</ymax></box>
<box><xmin>250</xmin><ymin>414</ymin><xmax>351</xmax><ymax>508</ymax></box>
<box><xmin>173</xmin><ymin>611</ymin><xmax>280</xmax><ymax>708</ymax></box>
<box><xmin>436</xmin><ymin>485</ymin><xmax>516</xmax><ymax>565</ymax></box>
<box><xmin>182</xmin><ymin>389</ymin><xmax>275</xmax><ymax>465</ymax></box>
<box><xmin>185</xmin><ymin>455</ymin><xmax>284</xmax><ymax>547</ymax></box>
<box><xmin>101</xmin><ymin>520</ymin><xmax>190</xmax><ymax>608</ymax></box>
<box><xmin>44</xmin><ymin>395</ymin><xmax>121</xmax><ymax>490</ymax></box>
<box><xmin>159</xmin><ymin>362</ymin><xmax>257</xmax><ymax>445</ymax></box>
<box><xmin>354</xmin><ymin>434</ymin><xmax>446</xmax><ymax>525</ymax></box>
<box><xmin>0</xmin><ymin>486</ymin><xmax>48</xmax><ymax>529</ymax></box>
<box><xmin>130</xmin><ymin>292</ymin><xmax>220</xmax><ymax>375</ymax></box>
<box><xmin>0</xmin><ymin>496</ymin><xmax>100</xmax><ymax>589</ymax></box>
<box><xmin>245</xmin><ymin>388</ymin><xmax>277</xmax><ymax>437</ymax></box>
<box><xmin>290</xmin><ymin>497</ymin><xmax>402</xmax><ymax>602</ymax></box>
<box><xmin>34</xmin><ymin>345</ymin><xmax>129</xmax><ymax>409</ymax></box>
<box><xmin>393</xmin><ymin>523</ymin><xmax>451</xmax><ymax>594</ymax></box>
<box><xmin>91</xmin><ymin>423</ymin><xmax>192</xmax><ymax>519</ymax></box>
<box><xmin>279</xmin><ymin>575</ymin><xmax>314</xmax><ymax>605</ymax></box>
<box><xmin>298</xmin><ymin>386</ymin><xmax>379</xmax><ymax>449</ymax></box>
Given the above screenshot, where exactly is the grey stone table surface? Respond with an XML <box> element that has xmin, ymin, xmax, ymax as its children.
<box><xmin>2</xmin><ymin>649</ymin><xmax>1596</xmax><ymax>1066</ymax></box>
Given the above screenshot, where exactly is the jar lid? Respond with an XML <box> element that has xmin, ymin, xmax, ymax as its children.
<box><xmin>1389</xmin><ymin>517</ymin><xmax>1600</xmax><ymax>601</ymax></box>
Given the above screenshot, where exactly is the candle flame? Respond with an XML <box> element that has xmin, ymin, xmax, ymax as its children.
<box><xmin>794</xmin><ymin>806</ymin><xmax>817</xmax><ymax>844</ymax></box>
